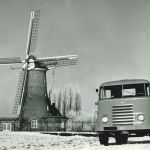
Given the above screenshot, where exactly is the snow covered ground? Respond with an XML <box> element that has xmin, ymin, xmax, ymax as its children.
<box><xmin>0</xmin><ymin>132</ymin><xmax>150</xmax><ymax>150</ymax></box>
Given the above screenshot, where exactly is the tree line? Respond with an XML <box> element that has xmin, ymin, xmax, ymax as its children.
<box><xmin>49</xmin><ymin>85</ymin><xmax>82</xmax><ymax>118</ymax></box>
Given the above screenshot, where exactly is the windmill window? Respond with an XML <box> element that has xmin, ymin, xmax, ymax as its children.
<box><xmin>43</xmin><ymin>79</ymin><xmax>45</xmax><ymax>83</ymax></box>
<box><xmin>29</xmin><ymin>93</ymin><xmax>31</xmax><ymax>98</ymax></box>
<box><xmin>47</xmin><ymin>105</ymin><xmax>49</xmax><ymax>111</ymax></box>
<box><xmin>31</xmin><ymin>120</ymin><xmax>38</xmax><ymax>128</ymax></box>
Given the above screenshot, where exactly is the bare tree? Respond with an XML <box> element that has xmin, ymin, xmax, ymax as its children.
<box><xmin>49</xmin><ymin>90</ymin><xmax>57</xmax><ymax>105</ymax></box>
<box><xmin>52</xmin><ymin>92</ymin><xmax>57</xmax><ymax>105</ymax></box>
<box><xmin>57</xmin><ymin>90</ymin><xmax>62</xmax><ymax>113</ymax></box>
<box><xmin>62</xmin><ymin>88</ymin><xmax>68</xmax><ymax>116</ymax></box>
<box><xmin>67</xmin><ymin>86</ymin><xmax>74</xmax><ymax>112</ymax></box>
<box><xmin>74</xmin><ymin>89</ymin><xmax>82</xmax><ymax>116</ymax></box>
<box><xmin>48</xmin><ymin>90</ymin><xmax>52</xmax><ymax>103</ymax></box>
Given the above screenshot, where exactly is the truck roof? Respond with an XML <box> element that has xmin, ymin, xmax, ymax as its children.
<box><xmin>100</xmin><ymin>79</ymin><xmax>150</xmax><ymax>87</ymax></box>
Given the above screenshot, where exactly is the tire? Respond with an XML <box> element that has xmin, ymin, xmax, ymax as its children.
<box><xmin>122</xmin><ymin>134</ymin><xmax>128</xmax><ymax>144</ymax></box>
<box><xmin>99</xmin><ymin>134</ymin><xmax>109</xmax><ymax>146</ymax></box>
<box><xmin>115</xmin><ymin>134</ymin><xmax>128</xmax><ymax>145</ymax></box>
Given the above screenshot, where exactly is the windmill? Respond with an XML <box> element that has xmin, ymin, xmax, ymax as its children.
<box><xmin>0</xmin><ymin>10</ymin><xmax>77</xmax><ymax>125</ymax></box>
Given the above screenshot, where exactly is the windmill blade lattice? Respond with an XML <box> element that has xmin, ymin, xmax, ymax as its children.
<box><xmin>12</xmin><ymin>69</ymin><xmax>28</xmax><ymax>116</ymax></box>
<box><xmin>0</xmin><ymin>57</ymin><xmax>22</xmax><ymax>64</ymax></box>
<box><xmin>35</xmin><ymin>55</ymin><xmax>78</xmax><ymax>68</ymax></box>
<box><xmin>26</xmin><ymin>10</ymin><xmax>40</xmax><ymax>56</ymax></box>
<box><xmin>0</xmin><ymin>10</ymin><xmax>78</xmax><ymax>119</ymax></box>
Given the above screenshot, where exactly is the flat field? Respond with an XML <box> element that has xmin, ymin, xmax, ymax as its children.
<box><xmin>0</xmin><ymin>132</ymin><xmax>150</xmax><ymax>150</ymax></box>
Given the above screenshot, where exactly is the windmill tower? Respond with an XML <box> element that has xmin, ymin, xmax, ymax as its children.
<box><xmin>0</xmin><ymin>10</ymin><xmax>77</xmax><ymax>130</ymax></box>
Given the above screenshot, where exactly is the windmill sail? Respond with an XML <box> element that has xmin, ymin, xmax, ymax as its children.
<box><xmin>12</xmin><ymin>69</ymin><xmax>27</xmax><ymax>116</ymax></box>
<box><xmin>26</xmin><ymin>10</ymin><xmax>40</xmax><ymax>56</ymax></box>
<box><xmin>0</xmin><ymin>57</ymin><xmax>22</xmax><ymax>64</ymax></box>
<box><xmin>8</xmin><ymin>10</ymin><xmax>78</xmax><ymax>120</ymax></box>
<box><xmin>35</xmin><ymin>55</ymin><xmax>78</xmax><ymax>68</ymax></box>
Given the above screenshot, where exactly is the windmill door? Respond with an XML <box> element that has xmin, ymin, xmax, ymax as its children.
<box><xmin>2</xmin><ymin>123</ymin><xmax>11</xmax><ymax>131</ymax></box>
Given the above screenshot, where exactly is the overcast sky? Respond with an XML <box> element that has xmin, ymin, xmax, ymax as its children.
<box><xmin>0</xmin><ymin>0</ymin><xmax>150</xmax><ymax>116</ymax></box>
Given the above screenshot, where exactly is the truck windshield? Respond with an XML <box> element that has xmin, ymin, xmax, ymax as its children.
<box><xmin>100</xmin><ymin>83</ymin><xmax>149</xmax><ymax>99</ymax></box>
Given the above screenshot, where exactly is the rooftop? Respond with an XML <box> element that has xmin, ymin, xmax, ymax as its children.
<box><xmin>100</xmin><ymin>79</ymin><xmax>150</xmax><ymax>87</ymax></box>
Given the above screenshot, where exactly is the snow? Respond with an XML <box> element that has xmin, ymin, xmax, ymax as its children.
<box><xmin>0</xmin><ymin>132</ymin><xmax>150</xmax><ymax>150</ymax></box>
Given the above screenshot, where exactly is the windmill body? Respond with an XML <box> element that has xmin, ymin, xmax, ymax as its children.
<box><xmin>22</xmin><ymin>67</ymin><xmax>49</xmax><ymax>121</ymax></box>
<box><xmin>0</xmin><ymin>10</ymin><xmax>78</xmax><ymax>131</ymax></box>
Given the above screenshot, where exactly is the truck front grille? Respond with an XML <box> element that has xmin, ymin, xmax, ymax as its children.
<box><xmin>112</xmin><ymin>104</ymin><xmax>135</xmax><ymax>125</ymax></box>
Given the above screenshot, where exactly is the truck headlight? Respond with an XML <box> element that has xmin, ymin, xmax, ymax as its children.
<box><xmin>102</xmin><ymin>116</ymin><xmax>108</xmax><ymax>123</ymax></box>
<box><xmin>138</xmin><ymin>114</ymin><xmax>144</xmax><ymax>121</ymax></box>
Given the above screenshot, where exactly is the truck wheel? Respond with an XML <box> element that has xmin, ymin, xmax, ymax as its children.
<box><xmin>115</xmin><ymin>134</ymin><xmax>128</xmax><ymax>144</ymax></box>
<box><xmin>99</xmin><ymin>134</ymin><xmax>109</xmax><ymax>146</ymax></box>
<box><xmin>122</xmin><ymin>134</ymin><xmax>128</xmax><ymax>144</ymax></box>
